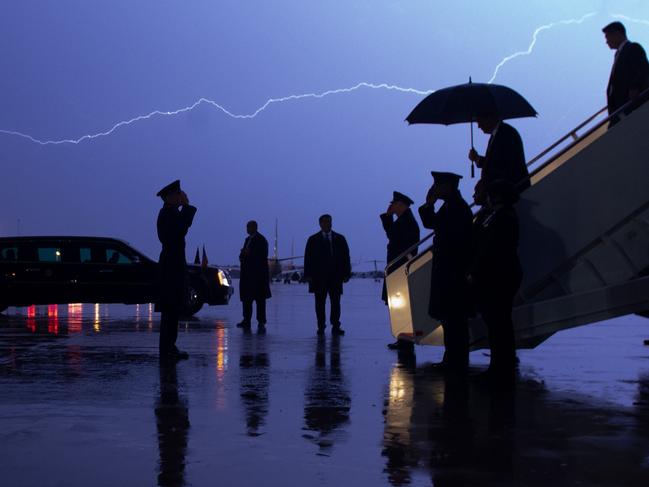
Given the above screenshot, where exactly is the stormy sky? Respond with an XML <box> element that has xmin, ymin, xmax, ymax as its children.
<box><xmin>1</xmin><ymin>0</ymin><xmax>648</xmax><ymax>267</ymax></box>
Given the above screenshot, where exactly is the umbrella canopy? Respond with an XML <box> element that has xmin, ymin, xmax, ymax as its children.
<box><xmin>406</xmin><ymin>81</ymin><xmax>537</xmax><ymax>125</ymax></box>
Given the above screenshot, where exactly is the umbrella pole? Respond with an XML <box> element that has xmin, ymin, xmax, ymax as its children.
<box><xmin>470</xmin><ymin>118</ymin><xmax>475</xmax><ymax>178</ymax></box>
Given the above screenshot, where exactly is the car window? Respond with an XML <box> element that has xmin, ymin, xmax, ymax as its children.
<box><xmin>0</xmin><ymin>247</ymin><xmax>18</xmax><ymax>261</ymax></box>
<box><xmin>38</xmin><ymin>247</ymin><xmax>62</xmax><ymax>262</ymax></box>
<box><xmin>105</xmin><ymin>248</ymin><xmax>135</xmax><ymax>265</ymax></box>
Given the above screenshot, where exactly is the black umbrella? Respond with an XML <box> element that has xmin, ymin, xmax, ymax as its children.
<box><xmin>406</xmin><ymin>79</ymin><xmax>537</xmax><ymax>176</ymax></box>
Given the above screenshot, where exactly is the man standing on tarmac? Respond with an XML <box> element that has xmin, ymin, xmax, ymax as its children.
<box><xmin>418</xmin><ymin>172</ymin><xmax>473</xmax><ymax>371</ymax></box>
<box><xmin>156</xmin><ymin>180</ymin><xmax>197</xmax><ymax>360</ymax></box>
<box><xmin>304</xmin><ymin>214</ymin><xmax>352</xmax><ymax>336</ymax></box>
<box><xmin>237</xmin><ymin>220</ymin><xmax>271</xmax><ymax>333</ymax></box>
<box><xmin>381</xmin><ymin>191</ymin><xmax>420</xmax><ymax>352</ymax></box>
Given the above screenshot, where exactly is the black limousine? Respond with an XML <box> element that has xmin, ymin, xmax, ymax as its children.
<box><xmin>0</xmin><ymin>236</ymin><xmax>233</xmax><ymax>315</ymax></box>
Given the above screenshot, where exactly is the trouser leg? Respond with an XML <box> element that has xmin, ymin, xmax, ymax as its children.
<box><xmin>256</xmin><ymin>299</ymin><xmax>267</xmax><ymax>324</ymax></box>
<box><xmin>315</xmin><ymin>291</ymin><xmax>327</xmax><ymax>328</ymax></box>
<box><xmin>442</xmin><ymin>315</ymin><xmax>469</xmax><ymax>368</ymax></box>
<box><xmin>242</xmin><ymin>300</ymin><xmax>253</xmax><ymax>323</ymax></box>
<box><xmin>482</xmin><ymin>298</ymin><xmax>516</xmax><ymax>372</ymax></box>
<box><xmin>160</xmin><ymin>311</ymin><xmax>179</xmax><ymax>352</ymax></box>
<box><xmin>329</xmin><ymin>290</ymin><xmax>341</xmax><ymax>326</ymax></box>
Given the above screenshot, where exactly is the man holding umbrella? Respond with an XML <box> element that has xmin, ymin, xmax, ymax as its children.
<box><xmin>418</xmin><ymin>172</ymin><xmax>473</xmax><ymax>371</ymax></box>
<box><xmin>468</xmin><ymin>114</ymin><xmax>530</xmax><ymax>191</ymax></box>
<box><xmin>406</xmin><ymin>80</ymin><xmax>535</xmax><ymax>192</ymax></box>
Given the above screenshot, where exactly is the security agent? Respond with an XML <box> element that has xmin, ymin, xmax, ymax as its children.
<box><xmin>156</xmin><ymin>179</ymin><xmax>197</xmax><ymax>360</ymax></box>
<box><xmin>303</xmin><ymin>214</ymin><xmax>352</xmax><ymax>336</ymax></box>
<box><xmin>418</xmin><ymin>171</ymin><xmax>473</xmax><ymax>370</ymax></box>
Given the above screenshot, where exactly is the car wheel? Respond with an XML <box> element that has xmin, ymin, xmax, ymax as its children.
<box><xmin>185</xmin><ymin>279</ymin><xmax>205</xmax><ymax>316</ymax></box>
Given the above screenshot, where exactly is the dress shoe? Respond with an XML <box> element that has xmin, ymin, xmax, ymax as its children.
<box><xmin>332</xmin><ymin>327</ymin><xmax>345</xmax><ymax>336</ymax></box>
<box><xmin>236</xmin><ymin>320</ymin><xmax>251</xmax><ymax>329</ymax></box>
<box><xmin>317</xmin><ymin>327</ymin><xmax>325</xmax><ymax>336</ymax></box>
<box><xmin>257</xmin><ymin>324</ymin><xmax>267</xmax><ymax>334</ymax></box>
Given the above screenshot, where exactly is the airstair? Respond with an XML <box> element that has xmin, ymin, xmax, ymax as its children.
<box><xmin>386</xmin><ymin>97</ymin><xmax>649</xmax><ymax>349</ymax></box>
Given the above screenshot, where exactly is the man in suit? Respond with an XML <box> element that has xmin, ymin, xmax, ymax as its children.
<box><xmin>156</xmin><ymin>179</ymin><xmax>197</xmax><ymax>360</ymax></box>
<box><xmin>468</xmin><ymin>116</ymin><xmax>530</xmax><ymax>192</ymax></box>
<box><xmin>418</xmin><ymin>172</ymin><xmax>473</xmax><ymax>371</ymax></box>
<box><xmin>603</xmin><ymin>21</ymin><xmax>649</xmax><ymax>125</ymax></box>
<box><xmin>304</xmin><ymin>214</ymin><xmax>352</xmax><ymax>336</ymax></box>
<box><xmin>381</xmin><ymin>191</ymin><xmax>420</xmax><ymax>351</ymax></box>
<box><xmin>237</xmin><ymin>220</ymin><xmax>271</xmax><ymax>332</ymax></box>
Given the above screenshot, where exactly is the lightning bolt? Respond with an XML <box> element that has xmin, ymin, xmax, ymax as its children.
<box><xmin>0</xmin><ymin>82</ymin><xmax>432</xmax><ymax>146</ymax></box>
<box><xmin>611</xmin><ymin>14</ymin><xmax>649</xmax><ymax>26</ymax></box>
<box><xmin>487</xmin><ymin>11</ymin><xmax>597</xmax><ymax>83</ymax></box>
<box><xmin>0</xmin><ymin>11</ymin><xmax>608</xmax><ymax>146</ymax></box>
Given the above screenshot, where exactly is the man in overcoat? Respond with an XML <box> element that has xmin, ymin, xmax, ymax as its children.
<box><xmin>381</xmin><ymin>191</ymin><xmax>420</xmax><ymax>351</ymax></box>
<box><xmin>156</xmin><ymin>179</ymin><xmax>197</xmax><ymax>359</ymax></box>
<box><xmin>237</xmin><ymin>220</ymin><xmax>271</xmax><ymax>332</ymax></box>
<box><xmin>468</xmin><ymin>116</ymin><xmax>530</xmax><ymax>192</ymax></box>
<box><xmin>303</xmin><ymin>214</ymin><xmax>351</xmax><ymax>336</ymax></box>
<box><xmin>418</xmin><ymin>172</ymin><xmax>473</xmax><ymax>370</ymax></box>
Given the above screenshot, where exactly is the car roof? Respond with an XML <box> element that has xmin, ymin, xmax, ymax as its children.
<box><xmin>0</xmin><ymin>236</ymin><xmax>131</xmax><ymax>245</ymax></box>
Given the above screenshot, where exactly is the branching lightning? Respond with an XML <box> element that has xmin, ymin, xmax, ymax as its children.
<box><xmin>0</xmin><ymin>11</ymin><xmax>609</xmax><ymax>146</ymax></box>
<box><xmin>0</xmin><ymin>83</ymin><xmax>432</xmax><ymax>146</ymax></box>
<box><xmin>487</xmin><ymin>11</ymin><xmax>597</xmax><ymax>83</ymax></box>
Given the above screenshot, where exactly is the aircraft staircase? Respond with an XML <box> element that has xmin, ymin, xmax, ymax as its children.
<box><xmin>386</xmin><ymin>96</ymin><xmax>649</xmax><ymax>350</ymax></box>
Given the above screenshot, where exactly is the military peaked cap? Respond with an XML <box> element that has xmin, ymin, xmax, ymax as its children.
<box><xmin>392</xmin><ymin>191</ymin><xmax>414</xmax><ymax>206</ymax></box>
<box><xmin>430</xmin><ymin>171</ymin><xmax>462</xmax><ymax>187</ymax></box>
<box><xmin>156</xmin><ymin>179</ymin><xmax>181</xmax><ymax>198</ymax></box>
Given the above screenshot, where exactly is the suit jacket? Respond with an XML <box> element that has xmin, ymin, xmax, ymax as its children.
<box><xmin>478</xmin><ymin>122</ymin><xmax>530</xmax><ymax>191</ymax></box>
<box><xmin>418</xmin><ymin>193</ymin><xmax>473</xmax><ymax>320</ymax></box>
<box><xmin>303</xmin><ymin>231</ymin><xmax>351</xmax><ymax>295</ymax></box>
<box><xmin>607</xmin><ymin>41</ymin><xmax>649</xmax><ymax>115</ymax></box>
<box><xmin>239</xmin><ymin>232</ymin><xmax>272</xmax><ymax>301</ymax></box>
<box><xmin>156</xmin><ymin>204</ymin><xmax>197</xmax><ymax>312</ymax></box>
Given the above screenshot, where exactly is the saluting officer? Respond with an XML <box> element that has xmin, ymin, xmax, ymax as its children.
<box><xmin>418</xmin><ymin>171</ymin><xmax>473</xmax><ymax>370</ymax></box>
<box><xmin>381</xmin><ymin>191</ymin><xmax>420</xmax><ymax>351</ymax></box>
<box><xmin>156</xmin><ymin>180</ymin><xmax>197</xmax><ymax>360</ymax></box>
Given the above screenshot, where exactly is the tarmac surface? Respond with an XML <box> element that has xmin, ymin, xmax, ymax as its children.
<box><xmin>1</xmin><ymin>279</ymin><xmax>649</xmax><ymax>486</ymax></box>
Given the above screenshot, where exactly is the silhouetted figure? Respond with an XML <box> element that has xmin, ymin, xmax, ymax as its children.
<box><xmin>381</xmin><ymin>191</ymin><xmax>420</xmax><ymax>352</ymax></box>
<box><xmin>468</xmin><ymin>116</ymin><xmax>530</xmax><ymax>192</ymax></box>
<box><xmin>239</xmin><ymin>332</ymin><xmax>270</xmax><ymax>437</ymax></box>
<box><xmin>237</xmin><ymin>220</ymin><xmax>271</xmax><ymax>332</ymax></box>
<box><xmin>603</xmin><ymin>21</ymin><xmax>649</xmax><ymax>125</ymax></box>
<box><xmin>470</xmin><ymin>180</ymin><xmax>522</xmax><ymax>380</ymax></box>
<box><xmin>155</xmin><ymin>361</ymin><xmax>190</xmax><ymax>487</ymax></box>
<box><xmin>156</xmin><ymin>180</ymin><xmax>196</xmax><ymax>360</ymax></box>
<box><xmin>303</xmin><ymin>336</ymin><xmax>351</xmax><ymax>453</ymax></box>
<box><xmin>304</xmin><ymin>214</ymin><xmax>352</xmax><ymax>336</ymax></box>
<box><xmin>418</xmin><ymin>172</ymin><xmax>473</xmax><ymax>370</ymax></box>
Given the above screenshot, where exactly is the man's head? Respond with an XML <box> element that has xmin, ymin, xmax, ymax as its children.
<box><xmin>319</xmin><ymin>214</ymin><xmax>333</xmax><ymax>233</ymax></box>
<box><xmin>246</xmin><ymin>220</ymin><xmax>258</xmax><ymax>235</ymax></box>
<box><xmin>603</xmin><ymin>21</ymin><xmax>627</xmax><ymax>50</ymax></box>
<box><xmin>430</xmin><ymin>171</ymin><xmax>462</xmax><ymax>200</ymax></box>
<box><xmin>390</xmin><ymin>191</ymin><xmax>414</xmax><ymax>217</ymax></box>
<box><xmin>476</xmin><ymin>113</ymin><xmax>501</xmax><ymax>134</ymax></box>
<box><xmin>473</xmin><ymin>179</ymin><xmax>488</xmax><ymax>207</ymax></box>
<box><xmin>157</xmin><ymin>180</ymin><xmax>182</xmax><ymax>206</ymax></box>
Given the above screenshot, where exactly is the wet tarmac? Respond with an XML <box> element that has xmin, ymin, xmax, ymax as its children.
<box><xmin>1</xmin><ymin>280</ymin><xmax>649</xmax><ymax>486</ymax></box>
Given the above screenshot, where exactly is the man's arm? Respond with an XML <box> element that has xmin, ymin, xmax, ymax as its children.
<box><xmin>340</xmin><ymin>236</ymin><xmax>352</xmax><ymax>281</ymax></box>
<box><xmin>418</xmin><ymin>203</ymin><xmax>438</xmax><ymax>230</ymax></box>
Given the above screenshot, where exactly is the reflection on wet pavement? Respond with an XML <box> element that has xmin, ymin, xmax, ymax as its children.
<box><xmin>0</xmin><ymin>281</ymin><xmax>649</xmax><ymax>486</ymax></box>
<box><xmin>303</xmin><ymin>336</ymin><xmax>351</xmax><ymax>454</ymax></box>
